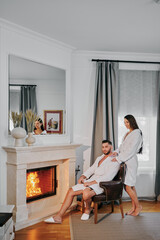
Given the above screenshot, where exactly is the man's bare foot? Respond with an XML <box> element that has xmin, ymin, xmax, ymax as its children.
<box><xmin>125</xmin><ymin>207</ymin><xmax>135</xmax><ymax>215</ymax></box>
<box><xmin>53</xmin><ymin>215</ymin><xmax>62</xmax><ymax>223</ymax></box>
<box><xmin>131</xmin><ymin>205</ymin><xmax>142</xmax><ymax>216</ymax></box>
<box><xmin>44</xmin><ymin>215</ymin><xmax>62</xmax><ymax>224</ymax></box>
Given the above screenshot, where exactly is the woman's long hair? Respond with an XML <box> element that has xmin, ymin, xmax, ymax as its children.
<box><xmin>34</xmin><ymin>118</ymin><xmax>45</xmax><ymax>131</ymax></box>
<box><xmin>124</xmin><ymin>114</ymin><xmax>143</xmax><ymax>154</ymax></box>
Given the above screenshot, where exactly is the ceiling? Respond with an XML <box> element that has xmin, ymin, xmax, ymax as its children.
<box><xmin>0</xmin><ymin>0</ymin><xmax>160</xmax><ymax>53</ymax></box>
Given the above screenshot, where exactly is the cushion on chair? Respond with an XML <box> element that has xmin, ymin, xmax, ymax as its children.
<box><xmin>92</xmin><ymin>193</ymin><xmax>106</xmax><ymax>202</ymax></box>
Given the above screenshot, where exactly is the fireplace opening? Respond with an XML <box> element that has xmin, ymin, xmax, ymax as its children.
<box><xmin>26</xmin><ymin>166</ymin><xmax>57</xmax><ymax>203</ymax></box>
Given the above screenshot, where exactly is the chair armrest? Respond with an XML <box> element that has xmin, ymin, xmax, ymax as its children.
<box><xmin>100</xmin><ymin>180</ymin><xmax>123</xmax><ymax>201</ymax></box>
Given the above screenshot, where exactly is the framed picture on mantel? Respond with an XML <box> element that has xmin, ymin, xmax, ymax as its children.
<box><xmin>44</xmin><ymin>110</ymin><xmax>63</xmax><ymax>134</ymax></box>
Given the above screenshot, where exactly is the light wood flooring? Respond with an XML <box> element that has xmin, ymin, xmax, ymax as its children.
<box><xmin>15</xmin><ymin>200</ymin><xmax>160</xmax><ymax>240</ymax></box>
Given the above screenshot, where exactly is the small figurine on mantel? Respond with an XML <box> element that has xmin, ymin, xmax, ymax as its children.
<box><xmin>34</xmin><ymin>118</ymin><xmax>47</xmax><ymax>135</ymax></box>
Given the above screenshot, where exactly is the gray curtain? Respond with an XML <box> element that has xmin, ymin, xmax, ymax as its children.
<box><xmin>155</xmin><ymin>72</ymin><xmax>160</xmax><ymax>198</ymax></box>
<box><xmin>90</xmin><ymin>62</ymin><xmax>119</xmax><ymax>165</ymax></box>
<box><xmin>20</xmin><ymin>85</ymin><xmax>37</xmax><ymax>130</ymax></box>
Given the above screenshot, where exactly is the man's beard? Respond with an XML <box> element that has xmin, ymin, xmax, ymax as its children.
<box><xmin>104</xmin><ymin>149</ymin><xmax>111</xmax><ymax>155</ymax></box>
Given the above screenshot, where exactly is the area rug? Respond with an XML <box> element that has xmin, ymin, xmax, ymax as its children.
<box><xmin>70</xmin><ymin>213</ymin><xmax>160</xmax><ymax>240</ymax></box>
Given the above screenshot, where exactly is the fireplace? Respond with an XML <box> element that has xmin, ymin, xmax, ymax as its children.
<box><xmin>3</xmin><ymin>144</ymin><xmax>80</xmax><ymax>230</ymax></box>
<box><xmin>26</xmin><ymin>166</ymin><xmax>57</xmax><ymax>203</ymax></box>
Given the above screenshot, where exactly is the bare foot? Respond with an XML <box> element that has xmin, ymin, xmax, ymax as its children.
<box><xmin>126</xmin><ymin>207</ymin><xmax>135</xmax><ymax>215</ymax></box>
<box><xmin>44</xmin><ymin>215</ymin><xmax>62</xmax><ymax>224</ymax></box>
<box><xmin>53</xmin><ymin>215</ymin><xmax>62</xmax><ymax>223</ymax></box>
<box><xmin>131</xmin><ymin>205</ymin><xmax>142</xmax><ymax>216</ymax></box>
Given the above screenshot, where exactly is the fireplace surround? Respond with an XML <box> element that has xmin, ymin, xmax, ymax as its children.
<box><xmin>3</xmin><ymin>144</ymin><xmax>80</xmax><ymax>230</ymax></box>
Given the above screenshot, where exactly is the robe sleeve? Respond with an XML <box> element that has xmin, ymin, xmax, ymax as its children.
<box><xmin>82</xmin><ymin>156</ymin><xmax>101</xmax><ymax>179</ymax></box>
<box><xmin>116</xmin><ymin>131</ymin><xmax>142</xmax><ymax>164</ymax></box>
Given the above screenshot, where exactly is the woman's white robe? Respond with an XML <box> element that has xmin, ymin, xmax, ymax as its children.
<box><xmin>72</xmin><ymin>154</ymin><xmax>120</xmax><ymax>195</ymax></box>
<box><xmin>116</xmin><ymin>129</ymin><xmax>143</xmax><ymax>186</ymax></box>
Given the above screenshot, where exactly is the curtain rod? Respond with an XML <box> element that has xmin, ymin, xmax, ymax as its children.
<box><xmin>9</xmin><ymin>84</ymin><xmax>37</xmax><ymax>87</ymax></box>
<box><xmin>92</xmin><ymin>59</ymin><xmax>160</xmax><ymax>64</ymax></box>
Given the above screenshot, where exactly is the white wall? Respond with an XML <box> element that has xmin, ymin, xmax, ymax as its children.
<box><xmin>0</xmin><ymin>19</ymin><xmax>73</xmax><ymax>205</ymax></box>
<box><xmin>71</xmin><ymin>51</ymin><xmax>160</xmax><ymax>197</ymax></box>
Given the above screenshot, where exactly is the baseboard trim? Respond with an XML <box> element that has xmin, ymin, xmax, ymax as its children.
<box><xmin>122</xmin><ymin>196</ymin><xmax>156</xmax><ymax>201</ymax></box>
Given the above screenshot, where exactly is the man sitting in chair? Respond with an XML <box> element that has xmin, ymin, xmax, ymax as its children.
<box><xmin>44</xmin><ymin>140</ymin><xmax>120</xmax><ymax>223</ymax></box>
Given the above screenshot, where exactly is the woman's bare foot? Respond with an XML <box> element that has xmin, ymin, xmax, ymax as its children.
<box><xmin>126</xmin><ymin>207</ymin><xmax>135</xmax><ymax>215</ymax></box>
<box><xmin>131</xmin><ymin>205</ymin><xmax>142</xmax><ymax>216</ymax></box>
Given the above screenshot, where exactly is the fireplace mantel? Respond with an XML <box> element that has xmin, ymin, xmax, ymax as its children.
<box><xmin>3</xmin><ymin>144</ymin><xmax>81</xmax><ymax>153</ymax></box>
<box><xmin>3</xmin><ymin>143</ymin><xmax>81</xmax><ymax>230</ymax></box>
<box><xmin>3</xmin><ymin>144</ymin><xmax>80</xmax><ymax>165</ymax></box>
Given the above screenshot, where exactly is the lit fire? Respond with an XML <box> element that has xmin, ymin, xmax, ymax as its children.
<box><xmin>26</xmin><ymin>172</ymin><xmax>42</xmax><ymax>198</ymax></box>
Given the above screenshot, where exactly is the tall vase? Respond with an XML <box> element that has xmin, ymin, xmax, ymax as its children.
<box><xmin>25</xmin><ymin>132</ymin><xmax>36</xmax><ymax>146</ymax></box>
<box><xmin>11</xmin><ymin>127</ymin><xmax>26</xmax><ymax>147</ymax></box>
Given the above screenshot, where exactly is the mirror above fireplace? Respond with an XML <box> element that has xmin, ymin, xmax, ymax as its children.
<box><xmin>8</xmin><ymin>55</ymin><xmax>66</xmax><ymax>135</ymax></box>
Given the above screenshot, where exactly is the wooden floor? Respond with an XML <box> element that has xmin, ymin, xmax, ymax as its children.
<box><xmin>15</xmin><ymin>200</ymin><xmax>160</xmax><ymax>240</ymax></box>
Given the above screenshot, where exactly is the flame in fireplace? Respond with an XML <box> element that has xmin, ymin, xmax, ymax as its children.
<box><xmin>26</xmin><ymin>172</ymin><xmax>42</xmax><ymax>198</ymax></box>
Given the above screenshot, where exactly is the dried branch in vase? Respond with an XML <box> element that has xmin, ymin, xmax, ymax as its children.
<box><xmin>25</xmin><ymin>109</ymin><xmax>38</xmax><ymax>133</ymax></box>
<box><xmin>11</xmin><ymin>112</ymin><xmax>23</xmax><ymax>128</ymax></box>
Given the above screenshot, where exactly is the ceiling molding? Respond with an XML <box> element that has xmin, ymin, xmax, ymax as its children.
<box><xmin>0</xmin><ymin>18</ymin><xmax>76</xmax><ymax>52</ymax></box>
<box><xmin>72</xmin><ymin>50</ymin><xmax>160</xmax><ymax>62</ymax></box>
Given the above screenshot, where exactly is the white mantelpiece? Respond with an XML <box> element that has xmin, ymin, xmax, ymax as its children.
<box><xmin>3</xmin><ymin>144</ymin><xmax>80</xmax><ymax>230</ymax></box>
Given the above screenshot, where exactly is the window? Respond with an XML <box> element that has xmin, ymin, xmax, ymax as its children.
<box><xmin>118</xmin><ymin>65</ymin><xmax>159</xmax><ymax>169</ymax></box>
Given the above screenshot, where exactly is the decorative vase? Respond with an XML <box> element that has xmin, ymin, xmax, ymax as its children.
<box><xmin>25</xmin><ymin>132</ymin><xmax>36</xmax><ymax>146</ymax></box>
<box><xmin>11</xmin><ymin>127</ymin><xmax>26</xmax><ymax>147</ymax></box>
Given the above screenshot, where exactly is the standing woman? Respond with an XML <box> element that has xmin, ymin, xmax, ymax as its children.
<box><xmin>112</xmin><ymin>114</ymin><xmax>143</xmax><ymax>216</ymax></box>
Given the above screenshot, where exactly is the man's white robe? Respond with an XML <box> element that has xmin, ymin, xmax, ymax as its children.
<box><xmin>72</xmin><ymin>154</ymin><xmax>120</xmax><ymax>195</ymax></box>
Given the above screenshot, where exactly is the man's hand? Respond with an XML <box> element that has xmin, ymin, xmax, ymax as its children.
<box><xmin>111</xmin><ymin>152</ymin><xmax>118</xmax><ymax>157</ymax></box>
<box><xmin>83</xmin><ymin>181</ymin><xmax>97</xmax><ymax>187</ymax></box>
<box><xmin>83</xmin><ymin>182</ymin><xmax>91</xmax><ymax>187</ymax></box>
<box><xmin>78</xmin><ymin>175</ymin><xmax>86</xmax><ymax>184</ymax></box>
<box><xmin>111</xmin><ymin>158</ymin><xmax>118</xmax><ymax>162</ymax></box>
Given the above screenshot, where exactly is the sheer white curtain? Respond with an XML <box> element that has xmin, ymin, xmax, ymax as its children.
<box><xmin>118</xmin><ymin>67</ymin><xmax>159</xmax><ymax>169</ymax></box>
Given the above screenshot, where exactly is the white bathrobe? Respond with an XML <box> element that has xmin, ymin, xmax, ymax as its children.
<box><xmin>116</xmin><ymin>129</ymin><xmax>143</xmax><ymax>186</ymax></box>
<box><xmin>72</xmin><ymin>154</ymin><xmax>120</xmax><ymax>195</ymax></box>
